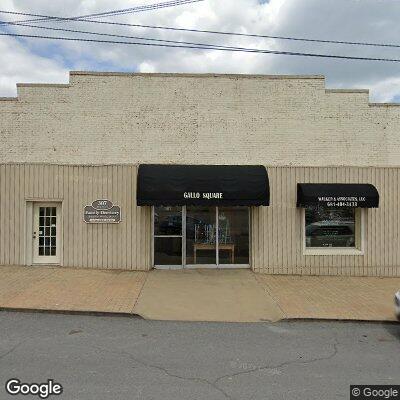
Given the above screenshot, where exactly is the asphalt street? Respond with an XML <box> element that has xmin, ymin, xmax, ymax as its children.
<box><xmin>0</xmin><ymin>312</ymin><xmax>399</xmax><ymax>400</ymax></box>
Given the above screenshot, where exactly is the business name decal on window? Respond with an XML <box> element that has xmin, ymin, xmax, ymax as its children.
<box><xmin>317</xmin><ymin>196</ymin><xmax>366</xmax><ymax>207</ymax></box>
<box><xmin>183</xmin><ymin>192</ymin><xmax>224</xmax><ymax>200</ymax></box>
<box><xmin>84</xmin><ymin>199</ymin><xmax>121</xmax><ymax>223</ymax></box>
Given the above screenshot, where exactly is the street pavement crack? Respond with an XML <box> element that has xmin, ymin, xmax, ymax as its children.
<box><xmin>90</xmin><ymin>345</ymin><xmax>233</xmax><ymax>400</ymax></box>
<box><xmin>89</xmin><ymin>339</ymin><xmax>339</xmax><ymax>400</ymax></box>
<box><xmin>213</xmin><ymin>338</ymin><xmax>339</xmax><ymax>388</ymax></box>
<box><xmin>0</xmin><ymin>339</ymin><xmax>26</xmax><ymax>362</ymax></box>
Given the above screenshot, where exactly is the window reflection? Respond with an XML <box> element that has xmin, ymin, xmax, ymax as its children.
<box><xmin>154</xmin><ymin>206</ymin><xmax>182</xmax><ymax>266</ymax></box>
<box><xmin>186</xmin><ymin>207</ymin><xmax>216</xmax><ymax>265</ymax></box>
<box><xmin>153</xmin><ymin>206</ymin><xmax>250</xmax><ymax>266</ymax></box>
<box><xmin>218</xmin><ymin>207</ymin><xmax>249</xmax><ymax>264</ymax></box>
<box><xmin>154</xmin><ymin>237</ymin><xmax>182</xmax><ymax>265</ymax></box>
<box><xmin>305</xmin><ymin>206</ymin><xmax>355</xmax><ymax>248</ymax></box>
<box><xmin>154</xmin><ymin>206</ymin><xmax>182</xmax><ymax>235</ymax></box>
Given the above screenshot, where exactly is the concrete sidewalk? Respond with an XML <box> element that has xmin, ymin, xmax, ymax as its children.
<box><xmin>0</xmin><ymin>265</ymin><xmax>399</xmax><ymax>322</ymax></box>
<box><xmin>134</xmin><ymin>269</ymin><xmax>284</xmax><ymax>322</ymax></box>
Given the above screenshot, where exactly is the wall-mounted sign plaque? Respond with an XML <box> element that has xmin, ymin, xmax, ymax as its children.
<box><xmin>84</xmin><ymin>199</ymin><xmax>121</xmax><ymax>223</ymax></box>
<box><xmin>296</xmin><ymin>183</ymin><xmax>379</xmax><ymax>208</ymax></box>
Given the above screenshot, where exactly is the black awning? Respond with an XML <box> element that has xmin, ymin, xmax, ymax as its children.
<box><xmin>297</xmin><ymin>183</ymin><xmax>379</xmax><ymax>208</ymax></box>
<box><xmin>137</xmin><ymin>164</ymin><xmax>269</xmax><ymax>206</ymax></box>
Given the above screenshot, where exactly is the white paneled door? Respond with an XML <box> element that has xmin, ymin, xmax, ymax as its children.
<box><xmin>32</xmin><ymin>203</ymin><xmax>61</xmax><ymax>264</ymax></box>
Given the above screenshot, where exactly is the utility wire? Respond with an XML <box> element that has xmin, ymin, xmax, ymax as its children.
<box><xmin>0</xmin><ymin>9</ymin><xmax>400</xmax><ymax>49</ymax></box>
<box><xmin>80</xmin><ymin>0</ymin><xmax>204</xmax><ymax>19</ymax></box>
<box><xmin>0</xmin><ymin>1</ymin><xmax>204</xmax><ymax>25</ymax></box>
<box><xmin>1</xmin><ymin>31</ymin><xmax>400</xmax><ymax>62</ymax></box>
<box><xmin>0</xmin><ymin>20</ymin><xmax>236</xmax><ymax>50</ymax></box>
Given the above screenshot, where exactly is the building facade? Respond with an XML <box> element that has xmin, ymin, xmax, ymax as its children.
<box><xmin>0</xmin><ymin>72</ymin><xmax>399</xmax><ymax>276</ymax></box>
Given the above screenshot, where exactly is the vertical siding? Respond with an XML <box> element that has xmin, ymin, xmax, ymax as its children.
<box><xmin>0</xmin><ymin>164</ymin><xmax>151</xmax><ymax>270</ymax></box>
<box><xmin>252</xmin><ymin>166</ymin><xmax>400</xmax><ymax>277</ymax></box>
<box><xmin>1</xmin><ymin>163</ymin><xmax>400</xmax><ymax>276</ymax></box>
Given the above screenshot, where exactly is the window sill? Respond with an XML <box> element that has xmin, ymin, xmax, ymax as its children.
<box><xmin>303</xmin><ymin>248</ymin><xmax>364</xmax><ymax>256</ymax></box>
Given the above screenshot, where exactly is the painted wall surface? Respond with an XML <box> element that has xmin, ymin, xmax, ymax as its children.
<box><xmin>0</xmin><ymin>164</ymin><xmax>151</xmax><ymax>270</ymax></box>
<box><xmin>1</xmin><ymin>72</ymin><xmax>400</xmax><ymax>275</ymax></box>
<box><xmin>1</xmin><ymin>72</ymin><xmax>400</xmax><ymax>167</ymax></box>
<box><xmin>0</xmin><ymin>164</ymin><xmax>399</xmax><ymax>276</ymax></box>
<box><xmin>252</xmin><ymin>167</ymin><xmax>400</xmax><ymax>276</ymax></box>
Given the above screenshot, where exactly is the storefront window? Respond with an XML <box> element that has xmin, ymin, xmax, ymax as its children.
<box><xmin>305</xmin><ymin>206</ymin><xmax>358</xmax><ymax>248</ymax></box>
<box><xmin>186</xmin><ymin>206</ymin><xmax>217</xmax><ymax>265</ymax></box>
<box><xmin>218</xmin><ymin>207</ymin><xmax>249</xmax><ymax>264</ymax></box>
<box><xmin>153</xmin><ymin>206</ymin><xmax>250</xmax><ymax>267</ymax></box>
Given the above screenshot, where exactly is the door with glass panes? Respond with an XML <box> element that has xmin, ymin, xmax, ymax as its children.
<box><xmin>32</xmin><ymin>203</ymin><xmax>61</xmax><ymax>264</ymax></box>
<box><xmin>153</xmin><ymin>206</ymin><xmax>249</xmax><ymax>268</ymax></box>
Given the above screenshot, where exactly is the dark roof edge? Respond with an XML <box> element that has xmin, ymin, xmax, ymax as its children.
<box><xmin>70</xmin><ymin>71</ymin><xmax>326</xmax><ymax>79</ymax></box>
<box><xmin>326</xmin><ymin>89</ymin><xmax>369</xmax><ymax>94</ymax></box>
<box><xmin>2</xmin><ymin>162</ymin><xmax>400</xmax><ymax>169</ymax></box>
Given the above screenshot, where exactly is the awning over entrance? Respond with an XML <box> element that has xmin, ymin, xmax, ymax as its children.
<box><xmin>296</xmin><ymin>183</ymin><xmax>379</xmax><ymax>208</ymax></box>
<box><xmin>137</xmin><ymin>164</ymin><xmax>269</xmax><ymax>206</ymax></box>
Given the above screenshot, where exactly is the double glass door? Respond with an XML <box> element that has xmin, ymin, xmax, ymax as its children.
<box><xmin>153</xmin><ymin>206</ymin><xmax>249</xmax><ymax>268</ymax></box>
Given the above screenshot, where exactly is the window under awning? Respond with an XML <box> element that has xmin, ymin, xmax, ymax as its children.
<box><xmin>296</xmin><ymin>183</ymin><xmax>379</xmax><ymax>208</ymax></box>
<box><xmin>137</xmin><ymin>164</ymin><xmax>269</xmax><ymax>206</ymax></box>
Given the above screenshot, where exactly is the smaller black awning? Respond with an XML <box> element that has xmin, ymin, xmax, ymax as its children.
<box><xmin>297</xmin><ymin>183</ymin><xmax>379</xmax><ymax>208</ymax></box>
<box><xmin>137</xmin><ymin>164</ymin><xmax>269</xmax><ymax>206</ymax></box>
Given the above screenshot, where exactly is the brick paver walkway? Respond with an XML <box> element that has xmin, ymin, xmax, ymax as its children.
<box><xmin>256</xmin><ymin>275</ymin><xmax>400</xmax><ymax>321</ymax></box>
<box><xmin>0</xmin><ymin>266</ymin><xmax>399</xmax><ymax>321</ymax></box>
<box><xmin>0</xmin><ymin>265</ymin><xmax>147</xmax><ymax>313</ymax></box>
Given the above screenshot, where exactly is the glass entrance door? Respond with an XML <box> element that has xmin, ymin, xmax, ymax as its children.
<box><xmin>153</xmin><ymin>206</ymin><xmax>183</xmax><ymax>266</ymax></box>
<box><xmin>153</xmin><ymin>206</ymin><xmax>249</xmax><ymax>268</ymax></box>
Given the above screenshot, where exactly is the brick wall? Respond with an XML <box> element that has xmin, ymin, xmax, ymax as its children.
<box><xmin>1</xmin><ymin>72</ymin><xmax>400</xmax><ymax>166</ymax></box>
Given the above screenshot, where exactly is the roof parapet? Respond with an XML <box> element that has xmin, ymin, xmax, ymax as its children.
<box><xmin>0</xmin><ymin>71</ymin><xmax>399</xmax><ymax>106</ymax></box>
<box><xmin>69</xmin><ymin>71</ymin><xmax>326</xmax><ymax>80</ymax></box>
<box><xmin>325</xmin><ymin>89</ymin><xmax>369</xmax><ymax>94</ymax></box>
<box><xmin>369</xmin><ymin>103</ymin><xmax>400</xmax><ymax>107</ymax></box>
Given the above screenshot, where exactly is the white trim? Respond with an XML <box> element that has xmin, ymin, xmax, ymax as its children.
<box><xmin>153</xmin><ymin>235</ymin><xmax>182</xmax><ymax>238</ymax></box>
<box><xmin>185</xmin><ymin>264</ymin><xmax>250</xmax><ymax>269</ymax></box>
<box><xmin>25</xmin><ymin>202</ymin><xmax>33</xmax><ymax>266</ymax></box>
<box><xmin>185</xmin><ymin>264</ymin><xmax>219</xmax><ymax>269</ymax></box>
<box><xmin>303</xmin><ymin>248</ymin><xmax>364</xmax><ymax>256</ymax></box>
<box><xmin>302</xmin><ymin>208</ymin><xmax>365</xmax><ymax>256</ymax></box>
<box><xmin>154</xmin><ymin>264</ymin><xmax>183</xmax><ymax>270</ymax></box>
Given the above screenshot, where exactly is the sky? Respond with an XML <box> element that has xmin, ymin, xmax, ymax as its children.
<box><xmin>0</xmin><ymin>0</ymin><xmax>400</xmax><ymax>102</ymax></box>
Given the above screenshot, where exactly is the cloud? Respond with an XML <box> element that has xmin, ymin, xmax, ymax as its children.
<box><xmin>0</xmin><ymin>36</ymin><xmax>68</xmax><ymax>96</ymax></box>
<box><xmin>0</xmin><ymin>0</ymin><xmax>399</xmax><ymax>101</ymax></box>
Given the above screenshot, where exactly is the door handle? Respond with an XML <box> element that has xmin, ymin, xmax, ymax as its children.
<box><xmin>33</xmin><ymin>231</ymin><xmax>37</xmax><ymax>239</ymax></box>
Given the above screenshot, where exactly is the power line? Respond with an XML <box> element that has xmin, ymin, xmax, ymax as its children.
<box><xmin>80</xmin><ymin>0</ymin><xmax>204</xmax><ymax>19</ymax></box>
<box><xmin>1</xmin><ymin>31</ymin><xmax>400</xmax><ymax>62</ymax></box>
<box><xmin>1</xmin><ymin>9</ymin><xmax>400</xmax><ymax>49</ymax></box>
<box><xmin>9</xmin><ymin>19</ymin><xmax>400</xmax><ymax>63</ymax></box>
<box><xmin>0</xmin><ymin>20</ymin><xmax>234</xmax><ymax>50</ymax></box>
<box><xmin>0</xmin><ymin>1</ymin><xmax>204</xmax><ymax>25</ymax></box>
